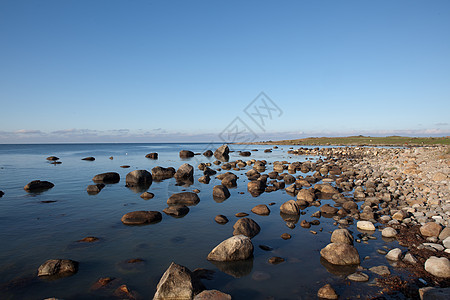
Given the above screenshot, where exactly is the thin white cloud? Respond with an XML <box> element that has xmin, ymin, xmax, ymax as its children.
<box><xmin>14</xmin><ymin>129</ymin><xmax>43</xmax><ymax>134</ymax></box>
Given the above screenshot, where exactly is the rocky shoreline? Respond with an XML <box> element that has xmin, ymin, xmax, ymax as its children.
<box><xmin>3</xmin><ymin>144</ymin><xmax>450</xmax><ymax>299</ymax></box>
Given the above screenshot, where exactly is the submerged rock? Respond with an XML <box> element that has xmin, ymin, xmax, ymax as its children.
<box><xmin>207</xmin><ymin>235</ymin><xmax>253</xmax><ymax>261</ymax></box>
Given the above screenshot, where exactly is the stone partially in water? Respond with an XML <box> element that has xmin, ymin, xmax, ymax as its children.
<box><xmin>320</xmin><ymin>243</ymin><xmax>360</xmax><ymax>265</ymax></box>
<box><xmin>251</xmin><ymin>204</ymin><xmax>270</xmax><ymax>216</ymax></box>
<box><xmin>215</xmin><ymin>215</ymin><xmax>229</xmax><ymax>224</ymax></box>
<box><xmin>213</xmin><ymin>185</ymin><xmax>230</xmax><ymax>200</ymax></box>
<box><xmin>125</xmin><ymin>170</ymin><xmax>152</xmax><ymax>187</ymax></box>
<box><xmin>207</xmin><ymin>235</ymin><xmax>253</xmax><ymax>261</ymax></box>
<box><xmin>153</xmin><ymin>262</ymin><xmax>204</xmax><ymax>300</ymax></box>
<box><xmin>382</xmin><ymin>227</ymin><xmax>397</xmax><ymax>238</ymax></box>
<box><xmin>92</xmin><ymin>172</ymin><xmax>120</xmax><ymax>184</ymax></box>
<box><xmin>279</xmin><ymin>200</ymin><xmax>299</xmax><ymax>215</ymax></box>
<box><xmin>385</xmin><ymin>248</ymin><xmax>402</xmax><ymax>261</ymax></box>
<box><xmin>347</xmin><ymin>272</ymin><xmax>369</xmax><ymax>282</ymax></box>
<box><xmin>24</xmin><ymin>180</ymin><xmax>54</xmax><ymax>192</ymax></box>
<box><xmin>121</xmin><ymin>211</ymin><xmax>162</xmax><ymax>225</ymax></box>
<box><xmin>330</xmin><ymin>229</ymin><xmax>353</xmax><ymax>245</ymax></box>
<box><xmin>163</xmin><ymin>205</ymin><xmax>189</xmax><ymax>217</ymax></box>
<box><xmin>140</xmin><ymin>192</ymin><xmax>155</xmax><ymax>200</ymax></box>
<box><xmin>232</xmin><ymin>218</ymin><xmax>260</xmax><ymax>238</ymax></box>
<box><xmin>167</xmin><ymin>192</ymin><xmax>200</xmax><ymax>206</ymax></box>
<box><xmin>194</xmin><ymin>290</ymin><xmax>231</xmax><ymax>300</ymax></box>
<box><xmin>317</xmin><ymin>283</ymin><xmax>338</xmax><ymax>299</ymax></box>
<box><xmin>356</xmin><ymin>221</ymin><xmax>375</xmax><ymax>231</ymax></box>
<box><xmin>37</xmin><ymin>259</ymin><xmax>78</xmax><ymax>277</ymax></box>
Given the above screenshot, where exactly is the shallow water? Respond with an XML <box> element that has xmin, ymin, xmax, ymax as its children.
<box><xmin>0</xmin><ymin>143</ymin><xmax>406</xmax><ymax>299</ymax></box>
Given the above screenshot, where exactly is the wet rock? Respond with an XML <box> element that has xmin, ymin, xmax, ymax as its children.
<box><xmin>24</xmin><ymin>180</ymin><xmax>54</xmax><ymax>192</ymax></box>
<box><xmin>420</xmin><ymin>222</ymin><xmax>442</xmax><ymax>237</ymax></box>
<box><xmin>153</xmin><ymin>262</ymin><xmax>204</xmax><ymax>299</ymax></box>
<box><xmin>235</xmin><ymin>212</ymin><xmax>248</xmax><ymax>217</ymax></box>
<box><xmin>220</xmin><ymin>173</ymin><xmax>238</xmax><ymax>188</ymax></box>
<box><xmin>203</xmin><ymin>150</ymin><xmax>213</xmax><ymax>157</ymax></box>
<box><xmin>317</xmin><ymin>283</ymin><xmax>338</xmax><ymax>299</ymax></box>
<box><xmin>233</xmin><ymin>218</ymin><xmax>260</xmax><ymax>238</ymax></box>
<box><xmin>198</xmin><ymin>175</ymin><xmax>210</xmax><ymax>184</ymax></box>
<box><xmin>296</xmin><ymin>189</ymin><xmax>315</xmax><ymax>202</ymax></box>
<box><xmin>167</xmin><ymin>192</ymin><xmax>200</xmax><ymax>206</ymax></box>
<box><xmin>194</xmin><ymin>290</ymin><xmax>231</xmax><ymax>300</ymax></box>
<box><xmin>281</xmin><ymin>233</ymin><xmax>291</xmax><ymax>240</ymax></box>
<box><xmin>163</xmin><ymin>205</ymin><xmax>189</xmax><ymax>217</ymax></box>
<box><xmin>369</xmin><ymin>265</ymin><xmax>390</xmax><ymax>276</ymax></box>
<box><xmin>424</xmin><ymin>256</ymin><xmax>450</xmax><ymax>278</ymax></box>
<box><xmin>81</xmin><ymin>156</ymin><xmax>95</xmax><ymax>161</ymax></box>
<box><xmin>152</xmin><ymin>167</ymin><xmax>176</xmax><ymax>180</ymax></box>
<box><xmin>140</xmin><ymin>192</ymin><xmax>155</xmax><ymax>199</ymax></box>
<box><xmin>78</xmin><ymin>236</ymin><xmax>99</xmax><ymax>243</ymax></box>
<box><xmin>114</xmin><ymin>284</ymin><xmax>139</xmax><ymax>299</ymax></box>
<box><xmin>0</xmin><ymin>190</ymin><xmax>3</xmax><ymax>198</ymax></box>
<box><xmin>179</xmin><ymin>150</ymin><xmax>195</xmax><ymax>158</ymax></box>
<box><xmin>385</xmin><ymin>248</ymin><xmax>402</xmax><ymax>261</ymax></box>
<box><xmin>91</xmin><ymin>276</ymin><xmax>116</xmax><ymax>290</ymax></box>
<box><xmin>214</xmin><ymin>145</ymin><xmax>230</xmax><ymax>161</ymax></box>
<box><xmin>381</xmin><ymin>227</ymin><xmax>397</xmax><ymax>238</ymax></box>
<box><xmin>268</xmin><ymin>256</ymin><xmax>285</xmax><ymax>264</ymax></box>
<box><xmin>92</xmin><ymin>172</ymin><xmax>120</xmax><ymax>184</ymax></box>
<box><xmin>120</xmin><ymin>165</ymin><xmax>130</xmax><ymax>168</ymax></box>
<box><xmin>247</xmin><ymin>180</ymin><xmax>266</xmax><ymax>196</ymax></box>
<box><xmin>46</xmin><ymin>156</ymin><xmax>59</xmax><ymax>161</ymax></box>
<box><xmin>330</xmin><ymin>229</ymin><xmax>353</xmax><ymax>245</ymax></box>
<box><xmin>213</xmin><ymin>185</ymin><xmax>230</xmax><ymax>200</ymax></box>
<box><xmin>37</xmin><ymin>259</ymin><xmax>78</xmax><ymax>277</ymax></box>
<box><xmin>87</xmin><ymin>183</ymin><xmax>105</xmax><ymax>194</ymax></box>
<box><xmin>314</xmin><ymin>183</ymin><xmax>338</xmax><ymax>195</ymax></box>
<box><xmin>121</xmin><ymin>211</ymin><xmax>162</xmax><ymax>225</ymax></box>
<box><xmin>300</xmin><ymin>220</ymin><xmax>311</xmax><ymax>228</ymax></box>
<box><xmin>356</xmin><ymin>221</ymin><xmax>375</xmax><ymax>231</ymax></box>
<box><xmin>239</xmin><ymin>151</ymin><xmax>251</xmax><ymax>157</ymax></box>
<box><xmin>146</xmin><ymin>152</ymin><xmax>158</xmax><ymax>159</ymax></box>
<box><xmin>342</xmin><ymin>201</ymin><xmax>358</xmax><ymax>211</ymax></box>
<box><xmin>207</xmin><ymin>235</ymin><xmax>253</xmax><ymax>261</ymax></box>
<box><xmin>320</xmin><ymin>204</ymin><xmax>338</xmax><ymax>215</ymax></box>
<box><xmin>251</xmin><ymin>204</ymin><xmax>270</xmax><ymax>216</ymax></box>
<box><xmin>320</xmin><ymin>243</ymin><xmax>360</xmax><ymax>265</ymax></box>
<box><xmin>125</xmin><ymin>170</ymin><xmax>152</xmax><ymax>189</ymax></box>
<box><xmin>279</xmin><ymin>200</ymin><xmax>299</xmax><ymax>215</ymax></box>
<box><xmin>403</xmin><ymin>253</ymin><xmax>418</xmax><ymax>264</ymax></box>
<box><xmin>347</xmin><ymin>272</ymin><xmax>369</xmax><ymax>282</ymax></box>
<box><xmin>174</xmin><ymin>164</ymin><xmax>194</xmax><ymax>181</ymax></box>
<box><xmin>215</xmin><ymin>215</ymin><xmax>229</xmax><ymax>224</ymax></box>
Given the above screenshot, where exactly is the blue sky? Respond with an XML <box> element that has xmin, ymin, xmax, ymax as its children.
<box><xmin>0</xmin><ymin>0</ymin><xmax>449</xmax><ymax>143</ymax></box>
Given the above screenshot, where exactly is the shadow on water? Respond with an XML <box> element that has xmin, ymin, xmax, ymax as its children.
<box><xmin>320</xmin><ymin>257</ymin><xmax>358</xmax><ymax>277</ymax></box>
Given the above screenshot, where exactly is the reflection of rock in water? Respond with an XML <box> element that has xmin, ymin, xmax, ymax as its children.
<box><xmin>126</xmin><ymin>182</ymin><xmax>151</xmax><ymax>193</ymax></box>
<box><xmin>175</xmin><ymin>178</ymin><xmax>194</xmax><ymax>187</ymax></box>
<box><xmin>320</xmin><ymin>257</ymin><xmax>358</xmax><ymax>277</ymax></box>
<box><xmin>209</xmin><ymin>258</ymin><xmax>253</xmax><ymax>278</ymax></box>
<box><xmin>280</xmin><ymin>212</ymin><xmax>299</xmax><ymax>224</ymax></box>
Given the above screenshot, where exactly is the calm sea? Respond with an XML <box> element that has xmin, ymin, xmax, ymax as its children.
<box><xmin>0</xmin><ymin>143</ymin><xmax>401</xmax><ymax>299</ymax></box>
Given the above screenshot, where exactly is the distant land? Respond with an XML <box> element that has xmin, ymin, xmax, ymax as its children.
<box><xmin>244</xmin><ymin>136</ymin><xmax>450</xmax><ymax>146</ymax></box>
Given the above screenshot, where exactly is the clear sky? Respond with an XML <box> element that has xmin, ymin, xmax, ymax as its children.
<box><xmin>1</xmin><ymin>0</ymin><xmax>449</xmax><ymax>143</ymax></box>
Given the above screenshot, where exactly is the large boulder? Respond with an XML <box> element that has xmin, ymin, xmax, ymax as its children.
<box><xmin>125</xmin><ymin>170</ymin><xmax>152</xmax><ymax>187</ymax></box>
<box><xmin>213</xmin><ymin>185</ymin><xmax>230</xmax><ymax>200</ymax></box>
<box><xmin>207</xmin><ymin>235</ymin><xmax>253</xmax><ymax>261</ymax></box>
<box><xmin>37</xmin><ymin>259</ymin><xmax>78</xmax><ymax>277</ymax></box>
<box><xmin>232</xmin><ymin>218</ymin><xmax>260</xmax><ymax>238</ymax></box>
<box><xmin>174</xmin><ymin>164</ymin><xmax>194</xmax><ymax>180</ymax></box>
<box><xmin>92</xmin><ymin>172</ymin><xmax>120</xmax><ymax>183</ymax></box>
<box><xmin>214</xmin><ymin>145</ymin><xmax>229</xmax><ymax>161</ymax></box>
<box><xmin>24</xmin><ymin>180</ymin><xmax>54</xmax><ymax>192</ymax></box>
<box><xmin>424</xmin><ymin>256</ymin><xmax>450</xmax><ymax>278</ymax></box>
<box><xmin>167</xmin><ymin>192</ymin><xmax>200</xmax><ymax>206</ymax></box>
<box><xmin>179</xmin><ymin>150</ymin><xmax>195</xmax><ymax>158</ymax></box>
<box><xmin>121</xmin><ymin>211</ymin><xmax>162</xmax><ymax>225</ymax></box>
<box><xmin>153</xmin><ymin>262</ymin><xmax>204</xmax><ymax>300</ymax></box>
<box><xmin>279</xmin><ymin>200</ymin><xmax>299</xmax><ymax>215</ymax></box>
<box><xmin>320</xmin><ymin>243</ymin><xmax>360</xmax><ymax>265</ymax></box>
<box><xmin>152</xmin><ymin>166</ymin><xmax>176</xmax><ymax>181</ymax></box>
<box><xmin>420</xmin><ymin>222</ymin><xmax>442</xmax><ymax>238</ymax></box>
<box><xmin>330</xmin><ymin>229</ymin><xmax>353</xmax><ymax>245</ymax></box>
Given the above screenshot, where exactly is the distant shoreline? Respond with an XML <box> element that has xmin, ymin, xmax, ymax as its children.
<box><xmin>237</xmin><ymin>136</ymin><xmax>450</xmax><ymax>147</ymax></box>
